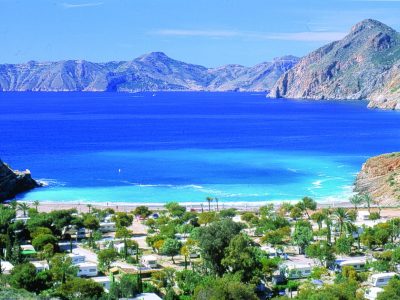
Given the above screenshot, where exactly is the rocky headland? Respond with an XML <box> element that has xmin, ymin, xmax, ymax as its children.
<box><xmin>270</xmin><ymin>19</ymin><xmax>400</xmax><ymax>110</ymax></box>
<box><xmin>355</xmin><ymin>152</ymin><xmax>400</xmax><ymax>205</ymax></box>
<box><xmin>0</xmin><ymin>160</ymin><xmax>40</xmax><ymax>201</ymax></box>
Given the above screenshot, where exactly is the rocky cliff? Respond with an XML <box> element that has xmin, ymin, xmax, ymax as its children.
<box><xmin>355</xmin><ymin>153</ymin><xmax>400</xmax><ymax>205</ymax></box>
<box><xmin>0</xmin><ymin>52</ymin><xmax>298</xmax><ymax>93</ymax></box>
<box><xmin>0</xmin><ymin>160</ymin><xmax>39</xmax><ymax>201</ymax></box>
<box><xmin>270</xmin><ymin>19</ymin><xmax>400</xmax><ymax>109</ymax></box>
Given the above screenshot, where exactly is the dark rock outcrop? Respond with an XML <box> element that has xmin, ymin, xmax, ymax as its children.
<box><xmin>0</xmin><ymin>160</ymin><xmax>39</xmax><ymax>201</ymax></box>
<box><xmin>270</xmin><ymin>19</ymin><xmax>400</xmax><ymax>109</ymax></box>
<box><xmin>355</xmin><ymin>152</ymin><xmax>400</xmax><ymax>205</ymax></box>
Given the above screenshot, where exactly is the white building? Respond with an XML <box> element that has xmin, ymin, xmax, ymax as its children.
<box><xmin>365</xmin><ymin>287</ymin><xmax>384</xmax><ymax>300</ymax></box>
<box><xmin>280</xmin><ymin>263</ymin><xmax>312</xmax><ymax>279</ymax></box>
<box><xmin>31</xmin><ymin>261</ymin><xmax>49</xmax><ymax>272</ymax></box>
<box><xmin>0</xmin><ymin>260</ymin><xmax>14</xmax><ymax>274</ymax></box>
<box><xmin>133</xmin><ymin>293</ymin><xmax>162</xmax><ymax>300</ymax></box>
<box><xmin>99</xmin><ymin>222</ymin><xmax>116</xmax><ymax>233</ymax></box>
<box><xmin>358</xmin><ymin>211</ymin><xmax>370</xmax><ymax>221</ymax></box>
<box><xmin>103</xmin><ymin>215</ymin><xmax>114</xmax><ymax>223</ymax></box>
<box><xmin>114</xmin><ymin>242</ymin><xmax>137</xmax><ymax>255</ymax></box>
<box><xmin>370</xmin><ymin>272</ymin><xmax>397</xmax><ymax>287</ymax></box>
<box><xmin>333</xmin><ymin>258</ymin><xmax>366</xmax><ymax>272</ymax></box>
<box><xmin>20</xmin><ymin>244</ymin><xmax>35</xmax><ymax>252</ymax></box>
<box><xmin>92</xmin><ymin>276</ymin><xmax>111</xmax><ymax>291</ymax></box>
<box><xmin>141</xmin><ymin>255</ymin><xmax>158</xmax><ymax>269</ymax></box>
<box><xmin>77</xmin><ymin>262</ymin><xmax>98</xmax><ymax>277</ymax></box>
<box><xmin>67</xmin><ymin>253</ymin><xmax>85</xmax><ymax>265</ymax></box>
<box><xmin>12</xmin><ymin>216</ymin><xmax>30</xmax><ymax>224</ymax></box>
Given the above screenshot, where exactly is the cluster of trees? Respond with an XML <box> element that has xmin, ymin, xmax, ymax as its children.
<box><xmin>0</xmin><ymin>202</ymin><xmax>157</xmax><ymax>299</ymax></box>
<box><xmin>143</xmin><ymin>196</ymin><xmax>400</xmax><ymax>299</ymax></box>
<box><xmin>2</xmin><ymin>193</ymin><xmax>400</xmax><ymax>300</ymax></box>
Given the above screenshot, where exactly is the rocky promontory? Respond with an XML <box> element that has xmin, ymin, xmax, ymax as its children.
<box><xmin>270</xmin><ymin>19</ymin><xmax>400</xmax><ymax>110</ymax></box>
<box><xmin>355</xmin><ymin>152</ymin><xmax>400</xmax><ymax>205</ymax></box>
<box><xmin>0</xmin><ymin>160</ymin><xmax>39</xmax><ymax>201</ymax></box>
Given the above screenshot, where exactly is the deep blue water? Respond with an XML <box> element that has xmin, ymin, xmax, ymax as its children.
<box><xmin>1</xmin><ymin>92</ymin><xmax>400</xmax><ymax>204</ymax></box>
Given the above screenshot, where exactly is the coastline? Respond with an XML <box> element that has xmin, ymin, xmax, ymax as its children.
<box><xmin>26</xmin><ymin>199</ymin><xmax>356</xmax><ymax>213</ymax></box>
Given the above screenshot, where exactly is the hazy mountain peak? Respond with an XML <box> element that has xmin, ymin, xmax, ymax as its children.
<box><xmin>350</xmin><ymin>19</ymin><xmax>391</xmax><ymax>34</ymax></box>
<box><xmin>0</xmin><ymin>51</ymin><xmax>298</xmax><ymax>93</ymax></box>
<box><xmin>136</xmin><ymin>51</ymin><xmax>171</xmax><ymax>62</ymax></box>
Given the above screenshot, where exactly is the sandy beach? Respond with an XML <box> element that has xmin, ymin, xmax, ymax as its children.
<box><xmin>20</xmin><ymin>199</ymin><xmax>399</xmax><ymax>216</ymax></box>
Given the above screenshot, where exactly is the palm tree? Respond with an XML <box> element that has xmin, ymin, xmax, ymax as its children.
<box><xmin>206</xmin><ymin>197</ymin><xmax>214</xmax><ymax>212</ymax></box>
<box><xmin>17</xmin><ymin>202</ymin><xmax>30</xmax><ymax>217</ymax></box>
<box><xmin>9</xmin><ymin>200</ymin><xmax>18</xmax><ymax>210</ymax></box>
<box><xmin>33</xmin><ymin>200</ymin><xmax>40</xmax><ymax>212</ymax></box>
<box><xmin>87</xmin><ymin>204</ymin><xmax>93</xmax><ymax>214</ymax></box>
<box><xmin>333</xmin><ymin>207</ymin><xmax>352</xmax><ymax>236</ymax></box>
<box><xmin>311</xmin><ymin>211</ymin><xmax>325</xmax><ymax>231</ymax></box>
<box><xmin>349</xmin><ymin>195</ymin><xmax>363</xmax><ymax>213</ymax></box>
<box><xmin>322</xmin><ymin>208</ymin><xmax>333</xmax><ymax>245</ymax></box>
<box><xmin>215</xmin><ymin>197</ymin><xmax>219</xmax><ymax>211</ymax></box>
<box><xmin>362</xmin><ymin>194</ymin><xmax>373</xmax><ymax>214</ymax></box>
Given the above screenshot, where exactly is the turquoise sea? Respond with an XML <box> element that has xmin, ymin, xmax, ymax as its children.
<box><xmin>1</xmin><ymin>92</ymin><xmax>400</xmax><ymax>204</ymax></box>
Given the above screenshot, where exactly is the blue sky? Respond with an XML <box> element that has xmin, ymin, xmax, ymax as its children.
<box><xmin>1</xmin><ymin>0</ymin><xmax>400</xmax><ymax>67</ymax></box>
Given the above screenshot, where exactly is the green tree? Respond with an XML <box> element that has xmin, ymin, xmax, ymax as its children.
<box><xmin>305</xmin><ymin>241</ymin><xmax>335</xmax><ymax>267</ymax></box>
<box><xmin>98</xmin><ymin>248</ymin><xmax>118</xmax><ymax>272</ymax></box>
<box><xmin>349</xmin><ymin>194</ymin><xmax>363</xmax><ymax>213</ymax></box>
<box><xmin>221</xmin><ymin>233</ymin><xmax>263</xmax><ymax>282</ymax></box>
<box><xmin>311</xmin><ymin>211</ymin><xmax>325</xmax><ymax>231</ymax></box>
<box><xmin>219</xmin><ymin>208</ymin><xmax>237</xmax><ymax>219</ymax></box>
<box><xmin>377</xmin><ymin>277</ymin><xmax>400</xmax><ymax>300</ymax></box>
<box><xmin>115</xmin><ymin>227</ymin><xmax>134</xmax><ymax>259</ymax></box>
<box><xmin>109</xmin><ymin>274</ymin><xmax>142</xmax><ymax>299</ymax></box>
<box><xmin>362</xmin><ymin>194</ymin><xmax>373</xmax><ymax>214</ymax></box>
<box><xmin>9</xmin><ymin>263</ymin><xmax>52</xmax><ymax>293</ymax></box>
<box><xmin>206</xmin><ymin>197</ymin><xmax>214</xmax><ymax>212</ymax></box>
<box><xmin>32</xmin><ymin>233</ymin><xmax>58</xmax><ymax>251</ymax></box>
<box><xmin>296</xmin><ymin>197</ymin><xmax>317</xmax><ymax>219</ymax></box>
<box><xmin>333</xmin><ymin>207</ymin><xmax>353</xmax><ymax>236</ymax></box>
<box><xmin>335</xmin><ymin>235</ymin><xmax>354</xmax><ymax>255</ymax></box>
<box><xmin>165</xmin><ymin>202</ymin><xmax>186</xmax><ymax>218</ymax></box>
<box><xmin>322</xmin><ymin>208</ymin><xmax>333</xmax><ymax>245</ymax></box>
<box><xmin>176</xmin><ymin>270</ymin><xmax>203</xmax><ymax>295</ymax></box>
<box><xmin>197</xmin><ymin>219</ymin><xmax>244</xmax><ymax>276</ymax></box>
<box><xmin>198</xmin><ymin>211</ymin><xmax>219</xmax><ymax>225</ymax></box>
<box><xmin>83</xmin><ymin>214</ymin><xmax>99</xmax><ymax>247</ymax></box>
<box><xmin>56</xmin><ymin>277</ymin><xmax>104</xmax><ymax>299</ymax></box>
<box><xmin>261</xmin><ymin>227</ymin><xmax>290</xmax><ymax>247</ymax></box>
<box><xmin>133</xmin><ymin>206</ymin><xmax>152</xmax><ymax>218</ymax></box>
<box><xmin>50</xmin><ymin>254</ymin><xmax>78</xmax><ymax>284</ymax></box>
<box><xmin>17</xmin><ymin>202</ymin><xmax>30</xmax><ymax>217</ymax></box>
<box><xmin>112</xmin><ymin>212</ymin><xmax>133</xmax><ymax>228</ymax></box>
<box><xmin>161</xmin><ymin>238</ymin><xmax>181</xmax><ymax>264</ymax></box>
<box><xmin>292</xmin><ymin>220</ymin><xmax>313</xmax><ymax>254</ymax></box>
<box><xmin>33</xmin><ymin>200</ymin><xmax>40</xmax><ymax>213</ymax></box>
<box><xmin>193</xmin><ymin>274</ymin><xmax>257</xmax><ymax>300</ymax></box>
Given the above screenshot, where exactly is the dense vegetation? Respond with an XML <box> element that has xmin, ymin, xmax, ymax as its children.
<box><xmin>0</xmin><ymin>194</ymin><xmax>399</xmax><ymax>299</ymax></box>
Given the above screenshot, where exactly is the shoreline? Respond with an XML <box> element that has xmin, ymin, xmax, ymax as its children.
<box><xmin>22</xmin><ymin>199</ymin><xmax>357</xmax><ymax>213</ymax></box>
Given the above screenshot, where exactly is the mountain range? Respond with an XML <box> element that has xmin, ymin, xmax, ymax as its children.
<box><xmin>270</xmin><ymin>19</ymin><xmax>400</xmax><ymax>109</ymax></box>
<box><xmin>2</xmin><ymin>19</ymin><xmax>400</xmax><ymax>110</ymax></box>
<box><xmin>0</xmin><ymin>53</ymin><xmax>299</xmax><ymax>93</ymax></box>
